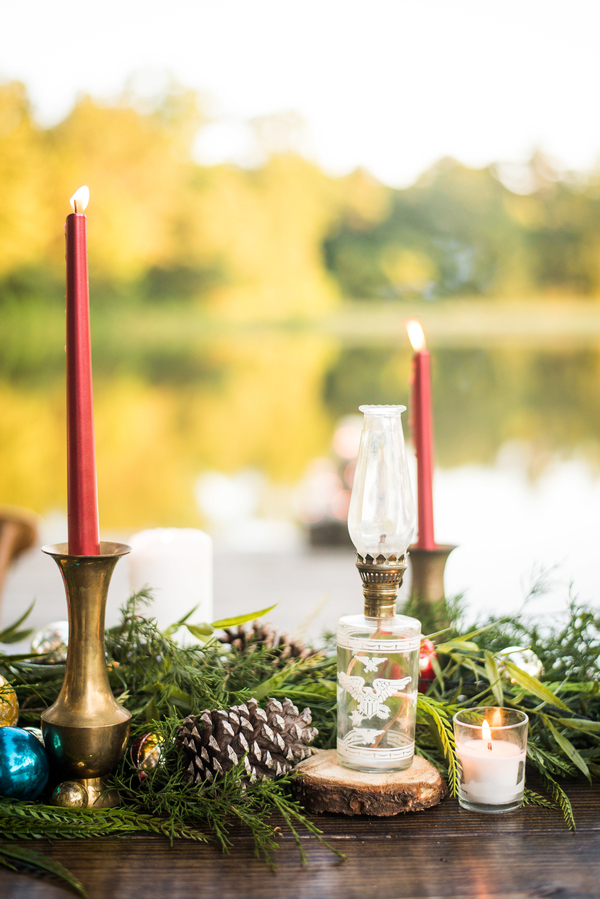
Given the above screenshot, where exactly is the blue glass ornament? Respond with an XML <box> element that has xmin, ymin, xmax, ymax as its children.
<box><xmin>0</xmin><ymin>727</ymin><xmax>50</xmax><ymax>800</ymax></box>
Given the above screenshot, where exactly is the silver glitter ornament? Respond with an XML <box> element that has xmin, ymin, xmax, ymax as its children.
<box><xmin>31</xmin><ymin>621</ymin><xmax>69</xmax><ymax>663</ymax></box>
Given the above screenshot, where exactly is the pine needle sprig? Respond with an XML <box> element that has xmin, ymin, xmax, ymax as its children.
<box><xmin>540</xmin><ymin>774</ymin><xmax>577</xmax><ymax>831</ymax></box>
<box><xmin>103</xmin><ymin>596</ymin><xmax>337</xmax><ymax>734</ymax></box>
<box><xmin>0</xmin><ymin>844</ymin><xmax>86</xmax><ymax>897</ymax></box>
<box><xmin>0</xmin><ymin>602</ymin><xmax>36</xmax><ymax>647</ymax></box>
<box><xmin>526</xmin><ymin>743</ymin><xmax>578</xmax><ymax>780</ymax></box>
<box><xmin>522</xmin><ymin>788</ymin><xmax>561</xmax><ymax>812</ymax></box>
<box><xmin>112</xmin><ymin>716</ymin><xmax>338</xmax><ymax>866</ymax></box>
<box><xmin>0</xmin><ymin>798</ymin><xmax>208</xmax><ymax>844</ymax></box>
<box><xmin>105</xmin><ymin>606</ymin><xmax>230</xmax><ymax>722</ymax></box>
<box><xmin>416</xmin><ymin>694</ymin><xmax>460</xmax><ymax>796</ymax></box>
<box><xmin>265</xmin><ymin>783</ymin><xmax>346</xmax><ymax>867</ymax></box>
<box><xmin>0</xmin><ymin>575</ymin><xmax>598</xmax><ymax>894</ymax></box>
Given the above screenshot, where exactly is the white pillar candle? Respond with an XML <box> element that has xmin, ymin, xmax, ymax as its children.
<box><xmin>128</xmin><ymin>528</ymin><xmax>213</xmax><ymax>633</ymax></box>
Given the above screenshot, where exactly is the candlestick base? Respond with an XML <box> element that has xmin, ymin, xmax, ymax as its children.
<box><xmin>408</xmin><ymin>544</ymin><xmax>456</xmax><ymax>605</ymax></box>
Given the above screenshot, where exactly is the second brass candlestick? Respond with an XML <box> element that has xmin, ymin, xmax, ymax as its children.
<box><xmin>408</xmin><ymin>544</ymin><xmax>456</xmax><ymax>605</ymax></box>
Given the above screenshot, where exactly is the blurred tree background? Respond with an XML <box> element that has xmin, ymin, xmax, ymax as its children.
<box><xmin>2</xmin><ymin>79</ymin><xmax>600</xmax><ymax>528</ymax></box>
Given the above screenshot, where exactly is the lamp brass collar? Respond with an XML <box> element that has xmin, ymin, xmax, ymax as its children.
<box><xmin>355</xmin><ymin>553</ymin><xmax>407</xmax><ymax>618</ymax></box>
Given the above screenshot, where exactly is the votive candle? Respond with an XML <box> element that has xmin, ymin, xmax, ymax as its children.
<box><xmin>453</xmin><ymin>707</ymin><xmax>528</xmax><ymax>813</ymax></box>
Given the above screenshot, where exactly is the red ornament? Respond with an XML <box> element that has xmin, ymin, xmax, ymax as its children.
<box><xmin>418</xmin><ymin>638</ymin><xmax>437</xmax><ymax>692</ymax></box>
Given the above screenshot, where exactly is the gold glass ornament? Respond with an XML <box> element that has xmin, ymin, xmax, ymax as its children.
<box><xmin>51</xmin><ymin>780</ymin><xmax>89</xmax><ymax>808</ymax></box>
<box><xmin>0</xmin><ymin>675</ymin><xmax>18</xmax><ymax>727</ymax></box>
<box><xmin>130</xmin><ymin>732</ymin><xmax>163</xmax><ymax>777</ymax></box>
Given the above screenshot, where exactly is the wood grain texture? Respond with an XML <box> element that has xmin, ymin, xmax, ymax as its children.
<box><xmin>1</xmin><ymin>778</ymin><xmax>598</xmax><ymax>899</ymax></box>
<box><xmin>294</xmin><ymin>749</ymin><xmax>447</xmax><ymax>815</ymax></box>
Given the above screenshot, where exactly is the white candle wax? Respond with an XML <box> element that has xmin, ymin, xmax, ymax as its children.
<box><xmin>128</xmin><ymin>528</ymin><xmax>213</xmax><ymax>635</ymax></box>
<box><xmin>456</xmin><ymin>738</ymin><xmax>526</xmax><ymax>806</ymax></box>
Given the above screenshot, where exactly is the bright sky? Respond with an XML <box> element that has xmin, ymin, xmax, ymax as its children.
<box><xmin>2</xmin><ymin>0</ymin><xmax>600</xmax><ymax>187</ymax></box>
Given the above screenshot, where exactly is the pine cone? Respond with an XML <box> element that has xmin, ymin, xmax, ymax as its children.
<box><xmin>220</xmin><ymin>622</ymin><xmax>315</xmax><ymax>664</ymax></box>
<box><xmin>176</xmin><ymin>697</ymin><xmax>318</xmax><ymax>784</ymax></box>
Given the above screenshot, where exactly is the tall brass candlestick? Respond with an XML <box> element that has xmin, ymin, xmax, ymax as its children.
<box><xmin>409</xmin><ymin>544</ymin><xmax>456</xmax><ymax>605</ymax></box>
<box><xmin>41</xmin><ymin>542</ymin><xmax>131</xmax><ymax>808</ymax></box>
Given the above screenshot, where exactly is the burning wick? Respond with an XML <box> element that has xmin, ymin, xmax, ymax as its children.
<box><xmin>482</xmin><ymin>719</ymin><xmax>493</xmax><ymax>751</ymax></box>
<box><xmin>69</xmin><ymin>185</ymin><xmax>90</xmax><ymax>216</ymax></box>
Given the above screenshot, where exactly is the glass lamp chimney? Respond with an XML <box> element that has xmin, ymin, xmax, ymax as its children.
<box><xmin>348</xmin><ymin>405</ymin><xmax>415</xmax><ymax>562</ymax></box>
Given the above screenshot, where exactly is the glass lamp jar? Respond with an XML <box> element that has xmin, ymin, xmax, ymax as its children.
<box><xmin>337</xmin><ymin>405</ymin><xmax>420</xmax><ymax>773</ymax></box>
<box><xmin>337</xmin><ymin>611</ymin><xmax>420</xmax><ymax>772</ymax></box>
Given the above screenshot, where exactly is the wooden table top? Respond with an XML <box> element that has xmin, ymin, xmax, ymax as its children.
<box><xmin>1</xmin><ymin>778</ymin><xmax>598</xmax><ymax>899</ymax></box>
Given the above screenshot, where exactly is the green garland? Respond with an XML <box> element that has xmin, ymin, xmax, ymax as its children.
<box><xmin>1</xmin><ymin>582</ymin><xmax>599</xmax><ymax>895</ymax></box>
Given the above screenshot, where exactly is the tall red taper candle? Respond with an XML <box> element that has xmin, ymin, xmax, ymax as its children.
<box><xmin>65</xmin><ymin>186</ymin><xmax>100</xmax><ymax>555</ymax></box>
<box><xmin>406</xmin><ymin>320</ymin><xmax>436</xmax><ymax>550</ymax></box>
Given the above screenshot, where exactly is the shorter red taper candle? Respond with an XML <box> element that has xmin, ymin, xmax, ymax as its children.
<box><xmin>406</xmin><ymin>320</ymin><xmax>436</xmax><ymax>550</ymax></box>
<box><xmin>65</xmin><ymin>186</ymin><xmax>100</xmax><ymax>555</ymax></box>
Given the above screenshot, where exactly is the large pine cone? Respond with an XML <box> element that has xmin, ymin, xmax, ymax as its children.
<box><xmin>177</xmin><ymin>697</ymin><xmax>318</xmax><ymax>784</ymax></box>
<box><xmin>220</xmin><ymin>622</ymin><xmax>315</xmax><ymax>664</ymax></box>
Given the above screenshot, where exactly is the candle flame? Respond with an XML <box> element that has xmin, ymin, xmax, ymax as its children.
<box><xmin>405</xmin><ymin>319</ymin><xmax>426</xmax><ymax>352</ymax></box>
<box><xmin>490</xmin><ymin>708</ymin><xmax>503</xmax><ymax>727</ymax></box>
<box><xmin>482</xmin><ymin>719</ymin><xmax>492</xmax><ymax>747</ymax></box>
<box><xmin>70</xmin><ymin>186</ymin><xmax>90</xmax><ymax>214</ymax></box>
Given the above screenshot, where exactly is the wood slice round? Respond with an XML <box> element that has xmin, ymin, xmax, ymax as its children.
<box><xmin>294</xmin><ymin>750</ymin><xmax>447</xmax><ymax>816</ymax></box>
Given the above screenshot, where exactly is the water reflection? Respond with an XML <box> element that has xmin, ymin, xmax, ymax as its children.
<box><xmin>1</xmin><ymin>331</ymin><xmax>600</xmax><ymax>615</ymax></box>
<box><xmin>430</xmin><ymin>446</ymin><xmax>600</xmax><ymax>619</ymax></box>
<box><xmin>325</xmin><ymin>343</ymin><xmax>600</xmax><ymax>469</ymax></box>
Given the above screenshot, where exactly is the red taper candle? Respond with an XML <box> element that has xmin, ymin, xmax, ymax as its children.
<box><xmin>65</xmin><ymin>186</ymin><xmax>100</xmax><ymax>555</ymax></box>
<box><xmin>406</xmin><ymin>320</ymin><xmax>436</xmax><ymax>550</ymax></box>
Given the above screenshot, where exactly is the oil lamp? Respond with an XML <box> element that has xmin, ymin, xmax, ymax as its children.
<box><xmin>337</xmin><ymin>405</ymin><xmax>421</xmax><ymax>772</ymax></box>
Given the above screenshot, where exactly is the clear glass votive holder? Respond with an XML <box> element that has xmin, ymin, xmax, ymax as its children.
<box><xmin>453</xmin><ymin>707</ymin><xmax>529</xmax><ymax>814</ymax></box>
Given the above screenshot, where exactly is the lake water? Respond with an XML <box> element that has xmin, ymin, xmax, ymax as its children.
<box><xmin>3</xmin><ymin>444</ymin><xmax>598</xmax><ymax>647</ymax></box>
<box><xmin>2</xmin><ymin>306</ymin><xmax>600</xmax><ymax>632</ymax></box>
<box><xmin>430</xmin><ymin>447</ymin><xmax>600</xmax><ymax>620</ymax></box>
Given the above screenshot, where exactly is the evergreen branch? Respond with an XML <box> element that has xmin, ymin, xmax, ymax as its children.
<box><xmin>0</xmin><ymin>843</ymin><xmax>86</xmax><ymax>896</ymax></box>
<box><xmin>542</xmin><ymin>714</ymin><xmax>591</xmax><ymax>782</ymax></box>
<box><xmin>526</xmin><ymin>743</ymin><xmax>578</xmax><ymax>780</ymax></box>
<box><xmin>522</xmin><ymin>788</ymin><xmax>559</xmax><ymax>811</ymax></box>
<box><xmin>0</xmin><ymin>799</ymin><xmax>208</xmax><ymax>844</ymax></box>
<box><xmin>541</xmin><ymin>774</ymin><xmax>576</xmax><ymax>831</ymax></box>
<box><xmin>267</xmin><ymin>787</ymin><xmax>347</xmax><ymax>867</ymax></box>
<box><xmin>1</xmin><ymin>581</ymin><xmax>598</xmax><ymax>897</ymax></box>
<box><xmin>417</xmin><ymin>694</ymin><xmax>459</xmax><ymax>796</ymax></box>
<box><xmin>0</xmin><ymin>601</ymin><xmax>36</xmax><ymax>646</ymax></box>
<box><xmin>483</xmin><ymin>650</ymin><xmax>504</xmax><ymax>707</ymax></box>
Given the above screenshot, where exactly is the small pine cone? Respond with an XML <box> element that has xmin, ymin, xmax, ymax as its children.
<box><xmin>220</xmin><ymin>622</ymin><xmax>315</xmax><ymax>663</ymax></box>
<box><xmin>176</xmin><ymin>697</ymin><xmax>318</xmax><ymax>785</ymax></box>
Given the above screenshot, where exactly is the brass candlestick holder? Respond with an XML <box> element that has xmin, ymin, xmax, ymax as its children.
<box><xmin>408</xmin><ymin>544</ymin><xmax>456</xmax><ymax>604</ymax></box>
<box><xmin>41</xmin><ymin>542</ymin><xmax>131</xmax><ymax>808</ymax></box>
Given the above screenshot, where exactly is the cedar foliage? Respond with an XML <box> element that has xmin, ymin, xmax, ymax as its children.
<box><xmin>1</xmin><ymin>583</ymin><xmax>600</xmax><ymax>891</ymax></box>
